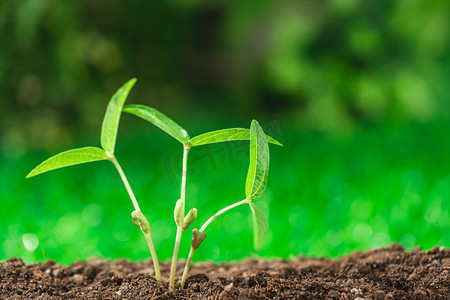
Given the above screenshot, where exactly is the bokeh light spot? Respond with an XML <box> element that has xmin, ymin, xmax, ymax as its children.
<box><xmin>353</xmin><ymin>223</ymin><xmax>372</xmax><ymax>243</ymax></box>
<box><xmin>325</xmin><ymin>229</ymin><xmax>344</xmax><ymax>247</ymax></box>
<box><xmin>55</xmin><ymin>214</ymin><xmax>80</xmax><ymax>244</ymax></box>
<box><xmin>424</xmin><ymin>204</ymin><xmax>442</xmax><ymax>225</ymax></box>
<box><xmin>370</xmin><ymin>233</ymin><xmax>390</xmax><ymax>249</ymax></box>
<box><xmin>22</xmin><ymin>233</ymin><xmax>39</xmax><ymax>252</ymax></box>
<box><xmin>151</xmin><ymin>220</ymin><xmax>174</xmax><ymax>242</ymax></box>
<box><xmin>82</xmin><ymin>203</ymin><xmax>104</xmax><ymax>227</ymax></box>
<box><xmin>400</xmin><ymin>233</ymin><xmax>416</xmax><ymax>249</ymax></box>
<box><xmin>206</xmin><ymin>244</ymin><xmax>221</xmax><ymax>261</ymax></box>
<box><xmin>113</xmin><ymin>221</ymin><xmax>131</xmax><ymax>242</ymax></box>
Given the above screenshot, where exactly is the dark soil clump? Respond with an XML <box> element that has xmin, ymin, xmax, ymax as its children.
<box><xmin>1</xmin><ymin>244</ymin><xmax>449</xmax><ymax>299</ymax></box>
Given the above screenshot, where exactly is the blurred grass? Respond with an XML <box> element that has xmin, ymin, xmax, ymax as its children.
<box><xmin>1</xmin><ymin>120</ymin><xmax>449</xmax><ymax>264</ymax></box>
<box><xmin>1</xmin><ymin>0</ymin><xmax>449</xmax><ymax>264</ymax></box>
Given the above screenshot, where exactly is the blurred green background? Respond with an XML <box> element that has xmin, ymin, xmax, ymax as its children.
<box><xmin>1</xmin><ymin>0</ymin><xmax>449</xmax><ymax>265</ymax></box>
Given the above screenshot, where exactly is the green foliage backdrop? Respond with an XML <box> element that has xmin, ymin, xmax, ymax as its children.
<box><xmin>0</xmin><ymin>0</ymin><xmax>449</xmax><ymax>264</ymax></box>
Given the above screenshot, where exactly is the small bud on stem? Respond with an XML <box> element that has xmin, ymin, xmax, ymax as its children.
<box><xmin>174</xmin><ymin>199</ymin><xmax>184</xmax><ymax>227</ymax></box>
<box><xmin>183</xmin><ymin>208</ymin><xmax>197</xmax><ymax>231</ymax></box>
<box><xmin>132</xmin><ymin>210</ymin><xmax>152</xmax><ymax>235</ymax></box>
<box><xmin>191</xmin><ymin>228</ymin><xmax>207</xmax><ymax>249</ymax></box>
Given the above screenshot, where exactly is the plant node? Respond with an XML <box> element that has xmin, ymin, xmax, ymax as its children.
<box><xmin>174</xmin><ymin>199</ymin><xmax>184</xmax><ymax>227</ymax></box>
<box><xmin>183</xmin><ymin>208</ymin><xmax>197</xmax><ymax>231</ymax></box>
<box><xmin>191</xmin><ymin>229</ymin><xmax>207</xmax><ymax>249</ymax></box>
<box><xmin>132</xmin><ymin>210</ymin><xmax>152</xmax><ymax>235</ymax></box>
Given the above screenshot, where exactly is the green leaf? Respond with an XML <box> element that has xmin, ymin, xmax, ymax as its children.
<box><xmin>245</xmin><ymin>120</ymin><xmax>270</xmax><ymax>200</ymax></box>
<box><xmin>190</xmin><ymin>128</ymin><xmax>282</xmax><ymax>147</ymax></box>
<box><xmin>248</xmin><ymin>202</ymin><xmax>268</xmax><ymax>250</ymax></box>
<box><xmin>101</xmin><ymin>78</ymin><xmax>137</xmax><ymax>154</ymax></box>
<box><xmin>123</xmin><ymin>104</ymin><xmax>190</xmax><ymax>145</ymax></box>
<box><xmin>26</xmin><ymin>147</ymin><xmax>108</xmax><ymax>178</ymax></box>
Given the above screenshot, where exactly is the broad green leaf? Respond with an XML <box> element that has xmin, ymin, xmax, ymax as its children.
<box><xmin>248</xmin><ymin>202</ymin><xmax>268</xmax><ymax>250</ymax></box>
<box><xmin>123</xmin><ymin>104</ymin><xmax>190</xmax><ymax>145</ymax></box>
<box><xmin>26</xmin><ymin>147</ymin><xmax>108</xmax><ymax>178</ymax></box>
<box><xmin>190</xmin><ymin>128</ymin><xmax>283</xmax><ymax>147</ymax></box>
<box><xmin>101</xmin><ymin>78</ymin><xmax>137</xmax><ymax>154</ymax></box>
<box><xmin>245</xmin><ymin>120</ymin><xmax>270</xmax><ymax>200</ymax></box>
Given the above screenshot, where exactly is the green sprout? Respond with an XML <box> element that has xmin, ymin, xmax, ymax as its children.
<box><xmin>180</xmin><ymin>120</ymin><xmax>271</xmax><ymax>288</ymax></box>
<box><xmin>122</xmin><ymin>104</ymin><xmax>192</xmax><ymax>289</ymax></box>
<box><xmin>26</xmin><ymin>79</ymin><xmax>162</xmax><ymax>283</ymax></box>
<box><xmin>27</xmin><ymin>78</ymin><xmax>282</xmax><ymax>290</ymax></box>
<box><xmin>124</xmin><ymin>108</ymin><xmax>281</xmax><ymax>290</ymax></box>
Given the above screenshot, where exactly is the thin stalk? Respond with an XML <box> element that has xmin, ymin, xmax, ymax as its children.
<box><xmin>180</xmin><ymin>247</ymin><xmax>195</xmax><ymax>288</ymax></box>
<box><xmin>144</xmin><ymin>233</ymin><xmax>162</xmax><ymax>283</ymax></box>
<box><xmin>181</xmin><ymin>199</ymin><xmax>249</xmax><ymax>288</ymax></box>
<box><xmin>169</xmin><ymin>226</ymin><xmax>183</xmax><ymax>288</ymax></box>
<box><xmin>169</xmin><ymin>146</ymin><xmax>190</xmax><ymax>290</ymax></box>
<box><xmin>200</xmin><ymin>199</ymin><xmax>249</xmax><ymax>232</ymax></box>
<box><xmin>111</xmin><ymin>156</ymin><xmax>161</xmax><ymax>283</ymax></box>
<box><xmin>181</xmin><ymin>146</ymin><xmax>189</xmax><ymax>206</ymax></box>
<box><xmin>111</xmin><ymin>157</ymin><xmax>140</xmax><ymax>211</ymax></box>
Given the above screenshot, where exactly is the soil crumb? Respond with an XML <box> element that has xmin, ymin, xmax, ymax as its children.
<box><xmin>1</xmin><ymin>244</ymin><xmax>449</xmax><ymax>299</ymax></box>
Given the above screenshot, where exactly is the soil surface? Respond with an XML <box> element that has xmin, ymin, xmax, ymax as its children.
<box><xmin>1</xmin><ymin>244</ymin><xmax>449</xmax><ymax>299</ymax></box>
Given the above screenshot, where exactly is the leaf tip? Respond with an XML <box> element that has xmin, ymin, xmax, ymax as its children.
<box><xmin>128</xmin><ymin>77</ymin><xmax>137</xmax><ymax>85</ymax></box>
<box><xmin>273</xmin><ymin>140</ymin><xmax>283</xmax><ymax>147</ymax></box>
<box><xmin>251</xmin><ymin>119</ymin><xmax>259</xmax><ymax>127</ymax></box>
<box><xmin>26</xmin><ymin>168</ymin><xmax>40</xmax><ymax>179</ymax></box>
<box><xmin>181</xmin><ymin>129</ymin><xmax>190</xmax><ymax>143</ymax></box>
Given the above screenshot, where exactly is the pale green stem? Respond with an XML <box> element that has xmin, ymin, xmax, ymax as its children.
<box><xmin>169</xmin><ymin>226</ymin><xmax>183</xmax><ymax>289</ymax></box>
<box><xmin>169</xmin><ymin>146</ymin><xmax>190</xmax><ymax>290</ymax></box>
<box><xmin>110</xmin><ymin>156</ymin><xmax>161</xmax><ymax>283</ymax></box>
<box><xmin>111</xmin><ymin>156</ymin><xmax>140</xmax><ymax>211</ymax></box>
<box><xmin>200</xmin><ymin>199</ymin><xmax>249</xmax><ymax>232</ymax></box>
<box><xmin>144</xmin><ymin>232</ymin><xmax>162</xmax><ymax>283</ymax></box>
<box><xmin>181</xmin><ymin>146</ymin><xmax>189</xmax><ymax>206</ymax></box>
<box><xmin>181</xmin><ymin>199</ymin><xmax>249</xmax><ymax>288</ymax></box>
<box><xmin>180</xmin><ymin>247</ymin><xmax>195</xmax><ymax>288</ymax></box>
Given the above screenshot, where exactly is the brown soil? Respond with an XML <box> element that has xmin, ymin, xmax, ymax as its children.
<box><xmin>1</xmin><ymin>244</ymin><xmax>449</xmax><ymax>299</ymax></box>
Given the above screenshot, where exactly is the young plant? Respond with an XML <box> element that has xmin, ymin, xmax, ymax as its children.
<box><xmin>27</xmin><ymin>78</ymin><xmax>282</xmax><ymax>289</ymax></box>
<box><xmin>122</xmin><ymin>105</ymin><xmax>193</xmax><ymax>290</ymax></box>
<box><xmin>123</xmin><ymin>106</ymin><xmax>281</xmax><ymax>289</ymax></box>
<box><xmin>26</xmin><ymin>79</ymin><xmax>162</xmax><ymax>283</ymax></box>
<box><xmin>180</xmin><ymin>120</ymin><xmax>272</xmax><ymax>288</ymax></box>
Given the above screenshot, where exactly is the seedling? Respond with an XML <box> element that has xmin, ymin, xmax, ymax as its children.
<box><xmin>27</xmin><ymin>78</ymin><xmax>282</xmax><ymax>289</ymax></box>
<box><xmin>123</xmin><ymin>107</ymin><xmax>280</xmax><ymax>289</ymax></box>
<box><xmin>26</xmin><ymin>79</ymin><xmax>162</xmax><ymax>283</ymax></box>
<box><xmin>180</xmin><ymin>120</ymin><xmax>271</xmax><ymax>288</ymax></box>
